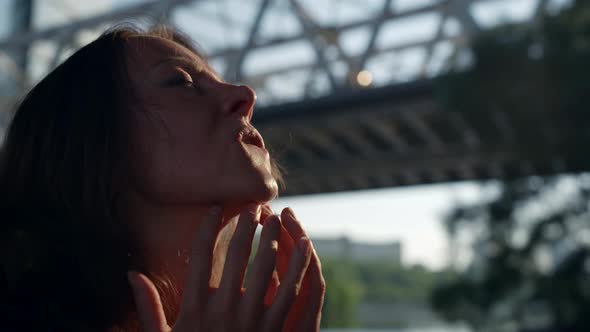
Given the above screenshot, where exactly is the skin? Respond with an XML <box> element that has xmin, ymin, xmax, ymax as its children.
<box><xmin>122</xmin><ymin>36</ymin><xmax>325</xmax><ymax>331</ymax></box>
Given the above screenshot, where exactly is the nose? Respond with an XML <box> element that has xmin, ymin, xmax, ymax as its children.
<box><xmin>220</xmin><ymin>84</ymin><xmax>257</xmax><ymax>121</ymax></box>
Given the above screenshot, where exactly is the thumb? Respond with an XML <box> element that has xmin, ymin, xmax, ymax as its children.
<box><xmin>127</xmin><ymin>271</ymin><xmax>170</xmax><ymax>332</ymax></box>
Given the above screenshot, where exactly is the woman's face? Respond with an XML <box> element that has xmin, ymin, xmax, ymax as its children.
<box><xmin>124</xmin><ymin>36</ymin><xmax>278</xmax><ymax>206</ymax></box>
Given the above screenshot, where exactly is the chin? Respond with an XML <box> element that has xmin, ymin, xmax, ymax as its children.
<box><xmin>226</xmin><ymin>175</ymin><xmax>278</xmax><ymax>205</ymax></box>
<box><xmin>243</xmin><ymin>175</ymin><xmax>279</xmax><ymax>203</ymax></box>
<box><xmin>257</xmin><ymin>177</ymin><xmax>279</xmax><ymax>202</ymax></box>
<box><xmin>221</xmin><ymin>177</ymin><xmax>278</xmax><ymax>224</ymax></box>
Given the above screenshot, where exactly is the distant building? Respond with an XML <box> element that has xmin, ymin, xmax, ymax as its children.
<box><xmin>312</xmin><ymin>236</ymin><xmax>402</xmax><ymax>264</ymax></box>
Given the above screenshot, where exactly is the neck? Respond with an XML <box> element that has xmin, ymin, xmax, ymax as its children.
<box><xmin>124</xmin><ymin>191</ymin><xmax>245</xmax><ymax>298</ymax></box>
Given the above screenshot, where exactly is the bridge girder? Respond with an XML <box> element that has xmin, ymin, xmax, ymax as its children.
<box><xmin>0</xmin><ymin>0</ymin><xmax>551</xmax><ymax>106</ymax></box>
<box><xmin>254</xmin><ymin>80</ymin><xmax>578</xmax><ymax>196</ymax></box>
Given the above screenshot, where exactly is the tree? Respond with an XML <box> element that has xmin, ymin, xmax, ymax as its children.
<box><xmin>431</xmin><ymin>1</ymin><xmax>590</xmax><ymax>331</ymax></box>
<box><xmin>320</xmin><ymin>258</ymin><xmax>363</xmax><ymax>328</ymax></box>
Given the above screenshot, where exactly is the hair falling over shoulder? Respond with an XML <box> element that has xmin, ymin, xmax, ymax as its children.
<box><xmin>0</xmin><ymin>23</ymin><xmax>200</xmax><ymax>331</ymax></box>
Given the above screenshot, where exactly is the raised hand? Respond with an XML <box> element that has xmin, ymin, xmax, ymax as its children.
<box><xmin>127</xmin><ymin>204</ymin><xmax>314</xmax><ymax>332</ymax></box>
<box><xmin>260</xmin><ymin>205</ymin><xmax>326</xmax><ymax>332</ymax></box>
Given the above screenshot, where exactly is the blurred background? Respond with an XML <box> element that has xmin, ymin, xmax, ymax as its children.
<box><xmin>1</xmin><ymin>0</ymin><xmax>590</xmax><ymax>331</ymax></box>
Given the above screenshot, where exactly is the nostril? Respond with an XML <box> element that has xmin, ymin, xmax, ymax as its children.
<box><xmin>225</xmin><ymin>85</ymin><xmax>255</xmax><ymax>120</ymax></box>
<box><xmin>228</xmin><ymin>98</ymin><xmax>248</xmax><ymax>114</ymax></box>
<box><xmin>220</xmin><ymin>84</ymin><xmax>256</xmax><ymax>120</ymax></box>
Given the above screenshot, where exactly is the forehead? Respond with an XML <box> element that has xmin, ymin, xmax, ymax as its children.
<box><xmin>124</xmin><ymin>35</ymin><xmax>207</xmax><ymax>76</ymax></box>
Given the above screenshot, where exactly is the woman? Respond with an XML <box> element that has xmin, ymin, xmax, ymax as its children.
<box><xmin>0</xmin><ymin>25</ymin><xmax>325</xmax><ymax>331</ymax></box>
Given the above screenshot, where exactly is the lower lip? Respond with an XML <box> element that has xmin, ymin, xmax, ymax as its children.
<box><xmin>239</xmin><ymin>141</ymin><xmax>269</xmax><ymax>156</ymax></box>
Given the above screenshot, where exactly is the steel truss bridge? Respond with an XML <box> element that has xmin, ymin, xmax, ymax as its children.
<box><xmin>1</xmin><ymin>0</ymin><xmax>577</xmax><ymax>196</ymax></box>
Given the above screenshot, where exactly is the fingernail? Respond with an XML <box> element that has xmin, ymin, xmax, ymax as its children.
<box><xmin>246</xmin><ymin>203</ymin><xmax>260</xmax><ymax>214</ymax></box>
<box><xmin>244</xmin><ymin>204</ymin><xmax>261</xmax><ymax>223</ymax></box>
<box><xmin>261</xmin><ymin>204</ymin><xmax>274</xmax><ymax>215</ymax></box>
<box><xmin>261</xmin><ymin>214</ymin><xmax>280</xmax><ymax>229</ymax></box>
<box><xmin>270</xmin><ymin>240</ymin><xmax>279</xmax><ymax>251</ymax></box>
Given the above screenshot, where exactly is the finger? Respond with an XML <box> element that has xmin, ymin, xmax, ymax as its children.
<box><xmin>217</xmin><ymin>204</ymin><xmax>260</xmax><ymax>307</ymax></box>
<box><xmin>127</xmin><ymin>271</ymin><xmax>169</xmax><ymax>332</ymax></box>
<box><xmin>280</xmin><ymin>207</ymin><xmax>323</xmax><ymax>331</ymax></box>
<box><xmin>264</xmin><ymin>269</ymin><xmax>280</xmax><ymax>307</ymax></box>
<box><xmin>260</xmin><ymin>204</ymin><xmax>274</xmax><ymax>226</ymax></box>
<box><xmin>181</xmin><ymin>205</ymin><xmax>223</xmax><ymax>313</ymax></box>
<box><xmin>276</xmin><ymin>223</ymin><xmax>295</xmax><ymax>279</ymax></box>
<box><xmin>239</xmin><ymin>214</ymin><xmax>281</xmax><ymax>328</ymax></box>
<box><xmin>298</xmin><ymin>242</ymin><xmax>326</xmax><ymax>331</ymax></box>
<box><xmin>263</xmin><ymin>237</ymin><xmax>312</xmax><ymax>331</ymax></box>
<box><xmin>281</xmin><ymin>207</ymin><xmax>306</xmax><ymax>239</ymax></box>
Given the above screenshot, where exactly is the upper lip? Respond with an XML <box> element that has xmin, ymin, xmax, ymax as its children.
<box><xmin>236</xmin><ymin>124</ymin><xmax>266</xmax><ymax>149</ymax></box>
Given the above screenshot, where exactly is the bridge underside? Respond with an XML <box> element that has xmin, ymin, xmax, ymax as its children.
<box><xmin>255</xmin><ymin>80</ymin><xmax>583</xmax><ymax>197</ymax></box>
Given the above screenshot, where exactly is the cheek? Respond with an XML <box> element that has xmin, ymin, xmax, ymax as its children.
<box><xmin>127</xmin><ymin>103</ymin><xmax>278</xmax><ymax>204</ymax></box>
<box><xmin>128</xmin><ymin>109</ymin><xmax>224</xmax><ymax>203</ymax></box>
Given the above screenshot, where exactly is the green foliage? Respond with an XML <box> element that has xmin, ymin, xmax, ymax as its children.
<box><xmin>319</xmin><ymin>257</ymin><xmax>449</xmax><ymax>328</ymax></box>
<box><xmin>246</xmin><ymin>240</ymin><xmax>447</xmax><ymax>328</ymax></box>
<box><xmin>436</xmin><ymin>0</ymin><xmax>590</xmax><ymax>167</ymax></box>
<box><xmin>320</xmin><ymin>258</ymin><xmax>363</xmax><ymax>328</ymax></box>
<box><xmin>432</xmin><ymin>176</ymin><xmax>590</xmax><ymax>331</ymax></box>
<box><xmin>430</xmin><ymin>2</ymin><xmax>590</xmax><ymax>331</ymax></box>
<box><xmin>356</xmin><ymin>262</ymin><xmax>440</xmax><ymax>302</ymax></box>
<box><xmin>431</xmin><ymin>1</ymin><xmax>590</xmax><ymax>331</ymax></box>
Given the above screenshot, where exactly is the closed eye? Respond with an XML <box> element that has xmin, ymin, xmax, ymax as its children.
<box><xmin>164</xmin><ymin>72</ymin><xmax>194</xmax><ymax>88</ymax></box>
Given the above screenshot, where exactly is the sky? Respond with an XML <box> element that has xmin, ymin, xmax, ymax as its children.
<box><xmin>271</xmin><ymin>182</ymin><xmax>484</xmax><ymax>270</ymax></box>
<box><xmin>19</xmin><ymin>0</ymin><xmax>567</xmax><ymax>95</ymax></box>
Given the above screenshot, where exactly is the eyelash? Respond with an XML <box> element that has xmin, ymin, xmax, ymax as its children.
<box><xmin>170</xmin><ymin>75</ymin><xmax>194</xmax><ymax>87</ymax></box>
<box><xmin>165</xmin><ymin>67</ymin><xmax>219</xmax><ymax>91</ymax></box>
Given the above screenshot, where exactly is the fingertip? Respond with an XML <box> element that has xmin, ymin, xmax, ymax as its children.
<box><xmin>260</xmin><ymin>215</ymin><xmax>281</xmax><ymax>242</ymax></box>
<box><xmin>127</xmin><ymin>270</ymin><xmax>142</xmax><ymax>291</ymax></box>
<box><xmin>280</xmin><ymin>208</ymin><xmax>307</xmax><ymax>240</ymax></box>
<box><xmin>263</xmin><ymin>214</ymin><xmax>281</xmax><ymax>226</ymax></box>
<box><xmin>240</xmin><ymin>204</ymin><xmax>262</xmax><ymax>227</ymax></box>
<box><xmin>128</xmin><ymin>271</ymin><xmax>146</xmax><ymax>294</ymax></box>
<box><xmin>260</xmin><ymin>204</ymin><xmax>274</xmax><ymax>225</ymax></box>
<box><xmin>261</xmin><ymin>203</ymin><xmax>274</xmax><ymax>215</ymax></box>
<box><xmin>281</xmin><ymin>207</ymin><xmax>296</xmax><ymax>220</ymax></box>
<box><xmin>127</xmin><ymin>272</ymin><xmax>169</xmax><ymax>331</ymax></box>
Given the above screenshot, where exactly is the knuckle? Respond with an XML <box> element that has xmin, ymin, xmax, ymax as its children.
<box><xmin>264</xmin><ymin>239</ymin><xmax>279</xmax><ymax>255</ymax></box>
<box><xmin>318</xmin><ymin>276</ymin><xmax>327</xmax><ymax>293</ymax></box>
<box><xmin>284</xmin><ymin>283</ymin><xmax>301</xmax><ymax>302</ymax></box>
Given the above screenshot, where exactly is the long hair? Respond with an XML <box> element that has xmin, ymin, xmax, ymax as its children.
<box><xmin>0</xmin><ymin>24</ymin><xmax>283</xmax><ymax>331</ymax></box>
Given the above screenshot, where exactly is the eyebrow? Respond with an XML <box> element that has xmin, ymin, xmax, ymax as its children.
<box><xmin>148</xmin><ymin>56</ymin><xmax>224</xmax><ymax>82</ymax></box>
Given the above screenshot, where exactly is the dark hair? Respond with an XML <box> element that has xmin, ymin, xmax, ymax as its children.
<box><xmin>0</xmin><ymin>24</ymin><xmax>283</xmax><ymax>331</ymax></box>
